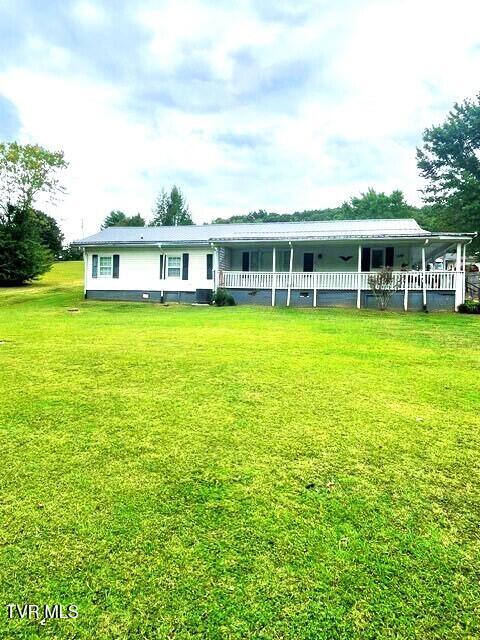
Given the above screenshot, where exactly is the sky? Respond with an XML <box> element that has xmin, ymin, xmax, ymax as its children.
<box><xmin>1</xmin><ymin>0</ymin><xmax>480</xmax><ymax>240</ymax></box>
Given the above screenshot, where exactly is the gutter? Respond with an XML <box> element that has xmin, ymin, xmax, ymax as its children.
<box><xmin>72</xmin><ymin>232</ymin><xmax>476</xmax><ymax>248</ymax></box>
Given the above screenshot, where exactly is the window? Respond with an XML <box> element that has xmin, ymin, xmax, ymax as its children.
<box><xmin>206</xmin><ymin>254</ymin><xmax>213</xmax><ymax>280</ymax></box>
<box><xmin>371</xmin><ymin>249</ymin><xmax>384</xmax><ymax>269</ymax></box>
<box><xmin>282</xmin><ymin>250</ymin><xmax>290</xmax><ymax>272</ymax></box>
<box><xmin>243</xmin><ymin>250</ymin><xmax>271</xmax><ymax>272</ymax></box>
<box><xmin>99</xmin><ymin>256</ymin><xmax>112</xmax><ymax>277</ymax></box>
<box><xmin>259</xmin><ymin>251</ymin><xmax>270</xmax><ymax>271</ymax></box>
<box><xmin>167</xmin><ymin>256</ymin><xmax>181</xmax><ymax>278</ymax></box>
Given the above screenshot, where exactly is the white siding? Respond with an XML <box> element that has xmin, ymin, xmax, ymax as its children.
<box><xmin>85</xmin><ymin>247</ymin><xmax>214</xmax><ymax>292</ymax></box>
<box><xmin>229</xmin><ymin>244</ymin><xmax>411</xmax><ymax>272</ymax></box>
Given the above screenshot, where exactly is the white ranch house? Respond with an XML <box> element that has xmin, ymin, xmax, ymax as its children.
<box><xmin>74</xmin><ymin>219</ymin><xmax>475</xmax><ymax>311</ymax></box>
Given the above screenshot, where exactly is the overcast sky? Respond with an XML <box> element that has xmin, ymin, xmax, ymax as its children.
<box><xmin>1</xmin><ymin>0</ymin><xmax>480</xmax><ymax>240</ymax></box>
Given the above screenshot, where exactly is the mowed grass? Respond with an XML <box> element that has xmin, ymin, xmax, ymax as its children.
<box><xmin>0</xmin><ymin>262</ymin><xmax>479</xmax><ymax>640</ymax></box>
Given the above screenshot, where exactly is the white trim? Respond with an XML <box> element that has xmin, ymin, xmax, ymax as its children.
<box><xmin>286</xmin><ymin>244</ymin><xmax>293</xmax><ymax>307</ymax></box>
<box><xmin>271</xmin><ymin>247</ymin><xmax>276</xmax><ymax>307</ymax></box>
<box><xmin>421</xmin><ymin>246</ymin><xmax>427</xmax><ymax>309</ymax></box>
<box><xmin>356</xmin><ymin>244</ymin><xmax>362</xmax><ymax>309</ymax></box>
<box><xmin>83</xmin><ymin>248</ymin><xmax>87</xmax><ymax>294</ymax></box>
<box><xmin>99</xmin><ymin>255</ymin><xmax>113</xmax><ymax>277</ymax></box>
<box><xmin>167</xmin><ymin>255</ymin><xmax>181</xmax><ymax>278</ymax></box>
<box><xmin>404</xmin><ymin>273</ymin><xmax>409</xmax><ymax>311</ymax></box>
<box><xmin>455</xmin><ymin>242</ymin><xmax>463</xmax><ymax>310</ymax></box>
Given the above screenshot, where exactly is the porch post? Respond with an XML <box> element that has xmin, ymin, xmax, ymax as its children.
<box><xmin>422</xmin><ymin>245</ymin><xmax>427</xmax><ymax>311</ymax></box>
<box><xmin>212</xmin><ymin>244</ymin><xmax>219</xmax><ymax>292</ymax></box>
<box><xmin>403</xmin><ymin>271</ymin><xmax>409</xmax><ymax>311</ymax></box>
<box><xmin>271</xmin><ymin>247</ymin><xmax>276</xmax><ymax>307</ymax></box>
<box><xmin>287</xmin><ymin>243</ymin><xmax>293</xmax><ymax>307</ymax></box>
<box><xmin>356</xmin><ymin>244</ymin><xmax>362</xmax><ymax>309</ymax></box>
<box><xmin>455</xmin><ymin>241</ymin><xmax>463</xmax><ymax>310</ymax></box>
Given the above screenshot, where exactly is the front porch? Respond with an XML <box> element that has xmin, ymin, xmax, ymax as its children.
<box><xmin>214</xmin><ymin>241</ymin><xmax>467</xmax><ymax>310</ymax></box>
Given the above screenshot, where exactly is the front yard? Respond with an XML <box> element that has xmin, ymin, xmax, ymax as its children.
<box><xmin>0</xmin><ymin>262</ymin><xmax>479</xmax><ymax>639</ymax></box>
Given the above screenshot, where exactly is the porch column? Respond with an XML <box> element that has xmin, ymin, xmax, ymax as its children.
<box><xmin>286</xmin><ymin>243</ymin><xmax>293</xmax><ymax>307</ymax></box>
<box><xmin>271</xmin><ymin>247</ymin><xmax>276</xmax><ymax>307</ymax></box>
<box><xmin>356</xmin><ymin>245</ymin><xmax>362</xmax><ymax>309</ymax></box>
<box><xmin>403</xmin><ymin>271</ymin><xmax>409</xmax><ymax>311</ymax></box>
<box><xmin>212</xmin><ymin>244</ymin><xmax>219</xmax><ymax>292</ymax></box>
<box><xmin>455</xmin><ymin>241</ymin><xmax>463</xmax><ymax>310</ymax></box>
<box><xmin>422</xmin><ymin>245</ymin><xmax>427</xmax><ymax>311</ymax></box>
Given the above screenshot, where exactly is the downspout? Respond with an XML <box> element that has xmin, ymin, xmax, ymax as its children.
<box><xmin>83</xmin><ymin>247</ymin><xmax>87</xmax><ymax>299</ymax></box>
<box><xmin>158</xmin><ymin>243</ymin><xmax>164</xmax><ymax>303</ymax></box>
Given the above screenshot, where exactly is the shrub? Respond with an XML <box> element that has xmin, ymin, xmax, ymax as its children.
<box><xmin>367</xmin><ymin>268</ymin><xmax>401</xmax><ymax>311</ymax></box>
<box><xmin>458</xmin><ymin>300</ymin><xmax>480</xmax><ymax>314</ymax></box>
<box><xmin>213</xmin><ymin>288</ymin><xmax>235</xmax><ymax>306</ymax></box>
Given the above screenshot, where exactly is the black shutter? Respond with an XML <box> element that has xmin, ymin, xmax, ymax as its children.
<box><xmin>182</xmin><ymin>253</ymin><xmax>189</xmax><ymax>280</ymax></box>
<box><xmin>159</xmin><ymin>254</ymin><xmax>164</xmax><ymax>279</ymax></box>
<box><xmin>242</xmin><ymin>252</ymin><xmax>250</xmax><ymax>272</ymax></box>
<box><xmin>112</xmin><ymin>254</ymin><xmax>120</xmax><ymax>278</ymax></box>
<box><xmin>303</xmin><ymin>253</ymin><xmax>314</xmax><ymax>272</ymax></box>
<box><xmin>385</xmin><ymin>246</ymin><xmax>394</xmax><ymax>268</ymax></box>
<box><xmin>361</xmin><ymin>248</ymin><xmax>371</xmax><ymax>272</ymax></box>
<box><xmin>206</xmin><ymin>253</ymin><xmax>213</xmax><ymax>280</ymax></box>
<box><xmin>92</xmin><ymin>254</ymin><xmax>98</xmax><ymax>278</ymax></box>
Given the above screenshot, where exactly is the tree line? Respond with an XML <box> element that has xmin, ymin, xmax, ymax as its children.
<box><xmin>0</xmin><ymin>94</ymin><xmax>479</xmax><ymax>285</ymax></box>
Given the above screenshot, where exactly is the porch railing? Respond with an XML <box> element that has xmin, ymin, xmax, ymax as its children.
<box><xmin>219</xmin><ymin>270</ymin><xmax>458</xmax><ymax>291</ymax></box>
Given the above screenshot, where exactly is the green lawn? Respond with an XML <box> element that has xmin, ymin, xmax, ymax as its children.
<box><xmin>1</xmin><ymin>262</ymin><xmax>479</xmax><ymax>639</ymax></box>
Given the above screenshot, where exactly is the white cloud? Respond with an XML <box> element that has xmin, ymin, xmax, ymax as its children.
<box><xmin>1</xmin><ymin>0</ymin><xmax>480</xmax><ymax>239</ymax></box>
<box><xmin>72</xmin><ymin>1</ymin><xmax>106</xmax><ymax>25</ymax></box>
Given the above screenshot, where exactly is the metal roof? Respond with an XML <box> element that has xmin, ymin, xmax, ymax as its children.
<box><xmin>73</xmin><ymin>219</ymin><xmax>475</xmax><ymax>246</ymax></box>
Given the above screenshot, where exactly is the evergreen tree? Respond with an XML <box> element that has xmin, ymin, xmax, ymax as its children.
<box><xmin>151</xmin><ymin>186</ymin><xmax>192</xmax><ymax>226</ymax></box>
<box><xmin>101</xmin><ymin>210</ymin><xmax>128</xmax><ymax>228</ymax></box>
<box><xmin>0</xmin><ymin>205</ymin><xmax>53</xmax><ymax>285</ymax></box>
<box><xmin>151</xmin><ymin>189</ymin><xmax>169</xmax><ymax>226</ymax></box>
<box><xmin>101</xmin><ymin>210</ymin><xmax>145</xmax><ymax>228</ymax></box>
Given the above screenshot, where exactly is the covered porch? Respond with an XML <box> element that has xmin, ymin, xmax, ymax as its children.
<box><xmin>214</xmin><ymin>239</ymin><xmax>468</xmax><ymax>311</ymax></box>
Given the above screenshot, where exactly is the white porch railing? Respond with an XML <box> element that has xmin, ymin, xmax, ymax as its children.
<box><xmin>219</xmin><ymin>270</ymin><xmax>458</xmax><ymax>291</ymax></box>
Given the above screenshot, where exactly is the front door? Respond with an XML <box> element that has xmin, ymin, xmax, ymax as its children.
<box><xmin>303</xmin><ymin>253</ymin><xmax>314</xmax><ymax>272</ymax></box>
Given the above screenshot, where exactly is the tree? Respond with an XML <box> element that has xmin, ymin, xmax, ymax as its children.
<box><xmin>151</xmin><ymin>189</ymin><xmax>168</xmax><ymax>226</ymax></box>
<box><xmin>0</xmin><ymin>142</ymin><xmax>67</xmax><ymax>285</ymax></box>
<box><xmin>0</xmin><ymin>205</ymin><xmax>53</xmax><ymax>285</ymax></box>
<box><xmin>0</xmin><ymin>142</ymin><xmax>67</xmax><ymax>217</ymax></box>
<box><xmin>338</xmin><ymin>189</ymin><xmax>418</xmax><ymax>220</ymax></box>
<box><xmin>127</xmin><ymin>213</ymin><xmax>145</xmax><ymax>226</ymax></box>
<box><xmin>101</xmin><ymin>210</ymin><xmax>145</xmax><ymax>228</ymax></box>
<box><xmin>211</xmin><ymin>191</ymin><xmax>417</xmax><ymax>225</ymax></box>
<box><xmin>31</xmin><ymin>210</ymin><xmax>64</xmax><ymax>257</ymax></box>
<box><xmin>151</xmin><ymin>185</ymin><xmax>192</xmax><ymax>226</ymax></box>
<box><xmin>417</xmin><ymin>95</ymin><xmax>480</xmax><ymax>253</ymax></box>
<box><xmin>61</xmin><ymin>243</ymin><xmax>83</xmax><ymax>261</ymax></box>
